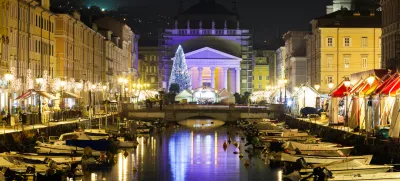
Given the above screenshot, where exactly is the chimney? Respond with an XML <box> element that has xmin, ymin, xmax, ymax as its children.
<box><xmin>73</xmin><ymin>11</ymin><xmax>81</xmax><ymax>21</ymax></box>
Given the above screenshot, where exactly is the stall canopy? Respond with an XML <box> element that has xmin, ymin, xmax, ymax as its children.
<box><xmin>330</xmin><ymin>82</ymin><xmax>352</xmax><ymax>97</ymax></box>
<box><xmin>374</xmin><ymin>74</ymin><xmax>398</xmax><ymax>94</ymax></box>
<box><xmin>175</xmin><ymin>89</ymin><xmax>194</xmax><ymax>102</ymax></box>
<box><xmin>16</xmin><ymin>89</ymin><xmax>58</xmax><ymax>100</ymax></box>
<box><xmin>61</xmin><ymin>92</ymin><xmax>81</xmax><ymax>99</ymax></box>
<box><xmin>349</xmin><ymin>76</ymin><xmax>382</xmax><ymax>96</ymax></box>
<box><xmin>378</xmin><ymin>73</ymin><xmax>400</xmax><ymax>96</ymax></box>
<box><xmin>217</xmin><ymin>89</ymin><xmax>235</xmax><ymax>104</ymax></box>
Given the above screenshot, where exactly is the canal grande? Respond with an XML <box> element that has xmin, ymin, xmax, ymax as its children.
<box><xmin>83</xmin><ymin>119</ymin><xmax>281</xmax><ymax>181</ymax></box>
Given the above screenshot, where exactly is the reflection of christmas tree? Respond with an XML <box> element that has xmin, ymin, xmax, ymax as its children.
<box><xmin>168</xmin><ymin>45</ymin><xmax>192</xmax><ymax>92</ymax></box>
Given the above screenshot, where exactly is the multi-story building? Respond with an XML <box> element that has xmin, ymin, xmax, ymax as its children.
<box><xmin>305</xmin><ymin>10</ymin><xmax>381</xmax><ymax>94</ymax></box>
<box><xmin>381</xmin><ymin>0</ymin><xmax>400</xmax><ymax>69</ymax></box>
<box><xmin>138</xmin><ymin>47</ymin><xmax>159</xmax><ymax>90</ymax></box>
<box><xmin>275</xmin><ymin>47</ymin><xmax>286</xmax><ymax>85</ymax></box>
<box><xmin>99</xmin><ymin>29</ymin><xmax>124</xmax><ymax>93</ymax></box>
<box><xmin>94</xmin><ymin>17</ymin><xmax>138</xmax><ymax>78</ymax></box>
<box><xmin>283</xmin><ymin>31</ymin><xmax>308</xmax><ymax>92</ymax></box>
<box><xmin>159</xmin><ymin>0</ymin><xmax>253</xmax><ymax>94</ymax></box>
<box><xmin>253</xmin><ymin>50</ymin><xmax>274</xmax><ymax>91</ymax></box>
<box><xmin>55</xmin><ymin>12</ymin><xmax>105</xmax><ymax>84</ymax></box>
<box><xmin>0</xmin><ymin>0</ymin><xmax>56</xmax><ymax>111</ymax></box>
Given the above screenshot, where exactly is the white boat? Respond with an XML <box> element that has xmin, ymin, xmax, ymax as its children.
<box><xmin>300</xmin><ymin>159</ymin><xmax>392</xmax><ymax>175</ymax></box>
<box><xmin>270</xmin><ymin>152</ymin><xmax>373</xmax><ymax>164</ymax></box>
<box><xmin>283</xmin><ymin>141</ymin><xmax>354</xmax><ymax>157</ymax></box>
<box><xmin>36</xmin><ymin>132</ymin><xmax>101</xmax><ymax>156</ymax></box>
<box><xmin>328</xmin><ymin>172</ymin><xmax>400</xmax><ymax>181</ymax></box>
<box><xmin>0</xmin><ymin>152</ymin><xmax>81</xmax><ymax>164</ymax></box>
<box><xmin>84</xmin><ymin>129</ymin><xmax>109</xmax><ymax>140</ymax></box>
<box><xmin>0</xmin><ymin>156</ymin><xmax>69</xmax><ymax>174</ymax></box>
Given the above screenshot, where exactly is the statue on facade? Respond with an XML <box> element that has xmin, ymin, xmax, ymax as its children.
<box><xmin>224</xmin><ymin>20</ymin><xmax>227</xmax><ymax>29</ymax></box>
<box><xmin>212</xmin><ymin>20</ymin><xmax>215</xmax><ymax>29</ymax></box>
<box><xmin>199</xmin><ymin>21</ymin><xmax>202</xmax><ymax>29</ymax></box>
<box><xmin>175</xmin><ymin>20</ymin><xmax>178</xmax><ymax>29</ymax></box>
<box><xmin>187</xmin><ymin>20</ymin><xmax>190</xmax><ymax>29</ymax></box>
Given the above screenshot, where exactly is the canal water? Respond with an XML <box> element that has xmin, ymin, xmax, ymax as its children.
<box><xmin>83</xmin><ymin>119</ymin><xmax>281</xmax><ymax>181</ymax></box>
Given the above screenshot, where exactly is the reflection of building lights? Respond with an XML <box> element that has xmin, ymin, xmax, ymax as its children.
<box><xmin>278</xmin><ymin>170</ymin><xmax>282</xmax><ymax>181</ymax></box>
<box><xmin>91</xmin><ymin>173</ymin><xmax>97</xmax><ymax>181</ymax></box>
<box><xmin>214</xmin><ymin>131</ymin><xmax>218</xmax><ymax>165</ymax></box>
<box><xmin>191</xmin><ymin>131</ymin><xmax>194</xmax><ymax>164</ymax></box>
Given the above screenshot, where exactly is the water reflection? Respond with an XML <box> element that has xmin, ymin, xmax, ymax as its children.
<box><xmin>84</xmin><ymin>119</ymin><xmax>279</xmax><ymax>181</ymax></box>
<box><xmin>178</xmin><ymin>119</ymin><xmax>225</xmax><ymax>130</ymax></box>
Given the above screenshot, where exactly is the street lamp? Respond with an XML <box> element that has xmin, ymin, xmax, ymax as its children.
<box><xmin>314</xmin><ymin>83</ymin><xmax>320</xmax><ymax>109</ymax></box>
<box><xmin>280</xmin><ymin>79</ymin><xmax>288</xmax><ymax>105</ymax></box>
<box><xmin>328</xmin><ymin>83</ymin><xmax>334</xmax><ymax>90</ymax></box>
<box><xmin>343</xmin><ymin>77</ymin><xmax>351</xmax><ymax>127</ymax></box>
<box><xmin>59</xmin><ymin>80</ymin><xmax>66</xmax><ymax>121</ymax></box>
<box><xmin>367</xmin><ymin>74</ymin><xmax>375</xmax><ymax>86</ymax></box>
<box><xmin>4</xmin><ymin>72</ymin><xmax>14</xmax><ymax>116</ymax></box>
<box><xmin>36</xmin><ymin>77</ymin><xmax>44</xmax><ymax>123</ymax></box>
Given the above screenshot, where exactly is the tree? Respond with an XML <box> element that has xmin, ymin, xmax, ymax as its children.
<box><xmin>234</xmin><ymin>93</ymin><xmax>241</xmax><ymax>104</ymax></box>
<box><xmin>168</xmin><ymin>45</ymin><xmax>192</xmax><ymax>92</ymax></box>
<box><xmin>169</xmin><ymin>83</ymin><xmax>180</xmax><ymax>94</ymax></box>
<box><xmin>243</xmin><ymin>92</ymin><xmax>252</xmax><ymax>104</ymax></box>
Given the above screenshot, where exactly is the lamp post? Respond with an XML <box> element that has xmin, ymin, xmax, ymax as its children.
<box><xmin>282</xmin><ymin>79</ymin><xmax>288</xmax><ymax>105</ymax></box>
<box><xmin>343</xmin><ymin>77</ymin><xmax>351</xmax><ymax>128</ymax></box>
<box><xmin>36</xmin><ymin>77</ymin><xmax>44</xmax><ymax>123</ymax></box>
<box><xmin>60</xmin><ymin>80</ymin><xmax>66</xmax><ymax>121</ymax></box>
<box><xmin>366</xmin><ymin>74</ymin><xmax>375</xmax><ymax>135</ymax></box>
<box><xmin>314</xmin><ymin>83</ymin><xmax>320</xmax><ymax>109</ymax></box>
<box><xmin>4</xmin><ymin>72</ymin><xmax>14</xmax><ymax>123</ymax></box>
<box><xmin>328</xmin><ymin>83</ymin><xmax>334</xmax><ymax>91</ymax></box>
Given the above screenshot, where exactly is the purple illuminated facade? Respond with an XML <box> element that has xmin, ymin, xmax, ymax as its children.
<box><xmin>158</xmin><ymin>0</ymin><xmax>253</xmax><ymax>93</ymax></box>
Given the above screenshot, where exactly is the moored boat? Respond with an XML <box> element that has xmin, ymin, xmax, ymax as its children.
<box><xmin>300</xmin><ymin>159</ymin><xmax>392</xmax><ymax>175</ymax></box>
<box><xmin>269</xmin><ymin>152</ymin><xmax>373</xmax><ymax>164</ymax></box>
<box><xmin>283</xmin><ymin>141</ymin><xmax>353</xmax><ymax>157</ymax></box>
<box><xmin>328</xmin><ymin>172</ymin><xmax>400</xmax><ymax>181</ymax></box>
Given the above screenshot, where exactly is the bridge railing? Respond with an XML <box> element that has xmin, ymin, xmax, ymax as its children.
<box><xmin>133</xmin><ymin>104</ymin><xmax>284</xmax><ymax>113</ymax></box>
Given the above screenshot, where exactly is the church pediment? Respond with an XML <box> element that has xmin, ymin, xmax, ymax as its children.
<box><xmin>184</xmin><ymin>47</ymin><xmax>242</xmax><ymax>60</ymax></box>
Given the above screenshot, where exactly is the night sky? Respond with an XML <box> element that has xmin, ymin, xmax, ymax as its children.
<box><xmin>64</xmin><ymin>0</ymin><xmax>332</xmax><ymax>48</ymax></box>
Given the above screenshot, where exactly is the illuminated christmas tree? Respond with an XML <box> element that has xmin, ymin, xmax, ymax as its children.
<box><xmin>168</xmin><ymin>45</ymin><xmax>192</xmax><ymax>92</ymax></box>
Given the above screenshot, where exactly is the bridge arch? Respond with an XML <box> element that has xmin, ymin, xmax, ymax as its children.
<box><xmin>174</xmin><ymin>112</ymin><xmax>231</xmax><ymax>122</ymax></box>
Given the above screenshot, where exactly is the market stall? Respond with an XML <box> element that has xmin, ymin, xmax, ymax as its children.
<box><xmin>292</xmin><ymin>85</ymin><xmax>320</xmax><ymax>116</ymax></box>
<box><xmin>175</xmin><ymin>90</ymin><xmax>194</xmax><ymax>103</ymax></box>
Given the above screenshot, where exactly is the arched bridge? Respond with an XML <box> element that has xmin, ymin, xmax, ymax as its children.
<box><xmin>125</xmin><ymin>104</ymin><xmax>285</xmax><ymax>122</ymax></box>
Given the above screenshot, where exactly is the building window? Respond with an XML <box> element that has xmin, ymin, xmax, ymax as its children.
<box><xmin>361</xmin><ymin>37</ymin><xmax>368</xmax><ymax>47</ymax></box>
<box><xmin>327</xmin><ymin>76</ymin><xmax>334</xmax><ymax>84</ymax></box>
<box><xmin>362</xmin><ymin>56</ymin><xmax>368</xmax><ymax>68</ymax></box>
<box><xmin>242</xmin><ymin>79</ymin><xmax>247</xmax><ymax>84</ymax></box>
<box><xmin>266</xmin><ymin>76</ymin><xmax>269</xmax><ymax>80</ymax></box>
<box><xmin>344</xmin><ymin>37</ymin><xmax>351</xmax><ymax>47</ymax></box>
<box><xmin>327</xmin><ymin>54</ymin><xmax>333</xmax><ymax>68</ymax></box>
<box><xmin>151</xmin><ymin>77</ymin><xmax>155</xmax><ymax>83</ymax></box>
<box><xmin>327</xmin><ymin>37</ymin><xmax>333</xmax><ymax>47</ymax></box>
<box><xmin>258</xmin><ymin>76</ymin><xmax>262</xmax><ymax>80</ymax></box>
<box><xmin>344</xmin><ymin>55</ymin><xmax>350</xmax><ymax>68</ymax></box>
<box><xmin>258</xmin><ymin>84</ymin><xmax>262</xmax><ymax>89</ymax></box>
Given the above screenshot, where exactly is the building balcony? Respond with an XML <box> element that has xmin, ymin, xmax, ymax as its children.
<box><xmin>164</xmin><ymin>29</ymin><xmax>248</xmax><ymax>36</ymax></box>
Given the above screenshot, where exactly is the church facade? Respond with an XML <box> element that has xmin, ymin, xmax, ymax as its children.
<box><xmin>159</xmin><ymin>0</ymin><xmax>253</xmax><ymax>94</ymax></box>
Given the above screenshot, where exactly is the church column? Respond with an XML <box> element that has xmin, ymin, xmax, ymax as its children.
<box><xmin>210</xmin><ymin>67</ymin><xmax>215</xmax><ymax>88</ymax></box>
<box><xmin>235</xmin><ymin>67</ymin><xmax>241</xmax><ymax>93</ymax></box>
<box><xmin>198</xmin><ymin>67</ymin><xmax>203</xmax><ymax>87</ymax></box>
<box><xmin>223</xmin><ymin>68</ymin><xmax>228</xmax><ymax>89</ymax></box>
